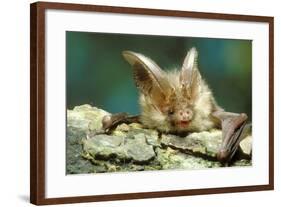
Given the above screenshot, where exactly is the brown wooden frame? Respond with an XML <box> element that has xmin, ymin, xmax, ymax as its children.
<box><xmin>30</xmin><ymin>1</ymin><xmax>274</xmax><ymax>205</ymax></box>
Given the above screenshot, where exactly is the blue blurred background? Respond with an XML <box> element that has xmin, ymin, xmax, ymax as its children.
<box><xmin>66</xmin><ymin>32</ymin><xmax>252</xmax><ymax>120</ymax></box>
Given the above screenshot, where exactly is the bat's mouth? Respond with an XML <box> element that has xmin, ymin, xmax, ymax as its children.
<box><xmin>178</xmin><ymin>120</ymin><xmax>190</xmax><ymax>128</ymax></box>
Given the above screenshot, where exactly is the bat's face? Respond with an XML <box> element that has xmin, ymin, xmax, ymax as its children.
<box><xmin>167</xmin><ymin>103</ymin><xmax>194</xmax><ymax>131</ymax></box>
<box><xmin>154</xmin><ymin>90</ymin><xmax>195</xmax><ymax>132</ymax></box>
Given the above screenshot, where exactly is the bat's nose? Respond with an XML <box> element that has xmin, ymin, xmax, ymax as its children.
<box><xmin>179</xmin><ymin>109</ymin><xmax>193</xmax><ymax>120</ymax></box>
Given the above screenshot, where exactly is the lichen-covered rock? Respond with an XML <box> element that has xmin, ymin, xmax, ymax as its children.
<box><xmin>155</xmin><ymin>147</ymin><xmax>221</xmax><ymax>170</ymax></box>
<box><xmin>83</xmin><ymin>135</ymin><xmax>126</xmax><ymax>160</ymax></box>
<box><xmin>124</xmin><ymin>133</ymin><xmax>156</xmax><ymax>163</ymax></box>
<box><xmin>161</xmin><ymin>130</ymin><xmax>222</xmax><ymax>158</ymax></box>
<box><xmin>231</xmin><ymin>159</ymin><xmax>252</xmax><ymax>167</ymax></box>
<box><xmin>66</xmin><ymin>104</ymin><xmax>252</xmax><ymax>174</ymax></box>
<box><xmin>67</xmin><ymin>104</ymin><xmax>109</xmax><ymax>131</ymax></box>
<box><xmin>66</xmin><ymin>126</ymin><xmax>97</xmax><ymax>174</ymax></box>
<box><xmin>239</xmin><ymin>135</ymin><xmax>252</xmax><ymax>156</ymax></box>
<box><xmin>83</xmin><ymin>133</ymin><xmax>155</xmax><ymax>164</ymax></box>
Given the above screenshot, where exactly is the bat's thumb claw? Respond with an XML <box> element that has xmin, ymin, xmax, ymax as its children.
<box><xmin>217</xmin><ymin>150</ymin><xmax>230</xmax><ymax>163</ymax></box>
<box><xmin>102</xmin><ymin>115</ymin><xmax>112</xmax><ymax>130</ymax></box>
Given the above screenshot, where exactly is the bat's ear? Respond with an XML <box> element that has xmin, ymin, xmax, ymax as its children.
<box><xmin>180</xmin><ymin>47</ymin><xmax>201</xmax><ymax>101</ymax></box>
<box><xmin>122</xmin><ymin>51</ymin><xmax>172</xmax><ymax>111</ymax></box>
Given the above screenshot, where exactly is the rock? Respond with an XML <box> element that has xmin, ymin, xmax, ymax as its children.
<box><xmin>66</xmin><ymin>126</ymin><xmax>97</xmax><ymax>174</ymax></box>
<box><xmin>83</xmin><ymin>134</ymin><xmax>126</xmax><ymax>160</ymax></box>
<box><xmin>161</xmin><ymin>130</ymin><xmax>222</xmax><ymax>158</ymax></box>
<box><xmin>66</xmin><ymin>104</ymin><xmax>252</xmax><ymax>174</ymax></box>
<box><xmin>232</xmin><ymin>159</ymin><xmax>252</xmax><ymax>167</ymax></box>
<box><xmin>239</xmin><ymin>135</ymin><xmax>252</xmax><ymax>155</ymax></box>
<box><xmin>113</xmin><ymin>123</ymin><xmax>161</xmax><ymax>147</ymax></box>
<box><xmin>129</xmin><ymin>123</ymin><xmax>143</xmax><ymax>129</ymax></box>
<box><xmin>125</xmin><ymin>133</ymin><xmax>156</xmax><ymax>163</ymax></box>
<box><xmin>161</xmin><ymin>130</ymin><xmax>252</xmax><ymax>159</ymax></box>
<box><xmin>155</xmin><ymin>147</ymin><xmax>221</xmax><ymax>170</ymax></box>
<box><xmin>83</xmin><ymin>133</ymin><xmax>155</xmax><ymax>164</ymax></box>
<box><xmin>115</xmin><ymin>123</ymin><xmax>130</xmax><ymax>132</ymax></box>
<box><xmin>67</xmin><ymin>104</ymin><xmax>109</xmax><ymax>131</ymax></box>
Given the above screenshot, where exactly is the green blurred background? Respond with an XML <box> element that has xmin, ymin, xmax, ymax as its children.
<box><xmin>66</xmin><ymin>32</ymin><xmax>252</xmax><ymax>120</ymax></box>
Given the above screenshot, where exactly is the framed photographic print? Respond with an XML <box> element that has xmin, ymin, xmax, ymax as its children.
<box><xmin>30</xmin><ymin>1</ymin><xmax>274</xmax><ymax>205</ymax></box>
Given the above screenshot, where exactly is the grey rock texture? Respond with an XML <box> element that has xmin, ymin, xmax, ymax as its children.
<box><xmin>66</xmin><ymin>104</ymin><xmax>252</xmax><ymax>174</ymax></box>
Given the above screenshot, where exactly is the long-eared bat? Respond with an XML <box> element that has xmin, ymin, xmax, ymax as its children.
<box><xmin>102</xmin><ymin>48</ymin><xmax>249</xmax><ymax>163</ymax></box>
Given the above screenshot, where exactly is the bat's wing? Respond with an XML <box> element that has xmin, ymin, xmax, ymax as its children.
<box><xmin>212</xmin><ymin>110</ymin><xmax>249</xmax><ymax>163</ymax></box>
<box><xmin>102</xmin><ymin>113</ymin><xmax>140</xmax><ymax>133</ymax></box>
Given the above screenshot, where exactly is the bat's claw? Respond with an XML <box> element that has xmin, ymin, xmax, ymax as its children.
<box><xmin>102</xmin><ymin>113</ymin><xmax>140</xmax><ymax>133</ymax></box>
<box><xmin>217</xmin><ymin>150</ymin><xmax>230</xmax><ymax>163</ymax></box>
<box><xmin>102</xmin><ymin>115</ymin><xmax>113</xmax><ymax>131</ymax></box>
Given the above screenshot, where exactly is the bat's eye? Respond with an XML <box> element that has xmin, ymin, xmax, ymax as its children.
<box><xmin>168</xmin><ymin>109</ymin><xmax>174</xmax><ymax>115</ymax></box>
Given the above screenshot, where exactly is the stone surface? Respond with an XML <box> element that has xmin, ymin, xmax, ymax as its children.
<box><xmin>66</xmin><ymin>126</ymin><xmax>97</xmax><ymax>174</ymax></box>
<box><xmin>67</xmin><ymin>104</ymin><xmax>109</xmax><ymax>131</ymax></box>
<box><xmin>161</xmin><ymin>130</ymin><xmax>222</xmax><ymax>158</ymax></box>
<box><xmin>66</xmin><ymin>104</ymin><xmax>252</xmax><ymax>174</ymax></box>
<box><xmin>83</xmin><ymin>135</ymin><xmax>126</xmax><ymax>160</ymax></box>
<box><xmin>239</xmin><ymin>135</ymin><xmax>252</xmax><ymax>155</ymax></box>
<box><xmin>124</xmin><ymin>133</ymin><xmax>156</xmax><ymax>163</ymax></box>
<box><xmin>155</xmin><ymin>147</ymin><xmax>221</xmax><ymax>170</ymax></box>
<box><xmin>83</xmin><ymin>133</ymin><xmax>155</xmax><ymax>164</ymax></box>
